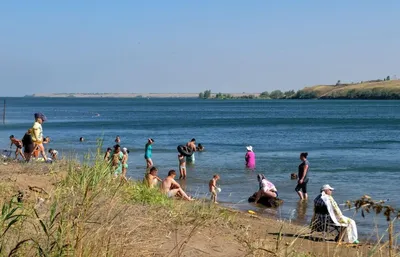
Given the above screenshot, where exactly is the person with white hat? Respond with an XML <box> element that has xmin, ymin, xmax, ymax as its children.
<box><xmin>312</xmin><ymin>184</ymin><xmax>359</xmax><ymax>244</ymax></box>
<box><xmin>121</xmin><ymin>147</ymin><xmax>129</xmax><ymax>182</ymax></box>
<box><xmin>245</xmin><ymin>146</ymin><xmax>256</xmax><ymax>168</ymax></box>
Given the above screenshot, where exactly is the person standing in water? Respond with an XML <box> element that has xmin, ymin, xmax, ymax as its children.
<box><xmin>111</xmin><ymin>144</ymin><xmax>123</xmax><ymax>176</ymax></box>
<box><xmin>186</xmin><ymin>138</ymin><xmax>196</xmax><ymax>164</ymax></box>
<box><xmin>31</xmin><ymin>113</ymin><xmax>48</xmax><ymax>161</ymax></box>
<box><xmin>178</xmin><ymin>153</ymin><xmax>186</xmax><ymax>179</ymax></box>
<box><xmin>295</xmin><ymin>152</ymin><xmax>310</xmax><ymax>200</ymax></box>
<box><xmin>144</xmin><ymin>138</ymin><xmax>154</xmax><ymax>168</ymax></box>
<box><xmin>209</xmin><ymin>174</ymin><xmax>220</xmax><ymax>204</ymax></box>
<box><xmin>245</xmin><ymin>146</ymin><xmax>255</xmax><ymax>168</ymax></box>
<box><xmin>115</xmin><ymin>136</ymin><xmax>121</xmax><ymax>144</ymax></box>
<box><xmin>121</xmin><ymin>147</ymin><xmax>129</xmax><ymax>182</ymax></box>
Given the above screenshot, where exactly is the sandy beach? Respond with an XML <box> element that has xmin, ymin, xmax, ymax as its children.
<box><xmin>0</xmin><ymin>158</ymin><xmax>393</xmax><ymax>257</ymax></box>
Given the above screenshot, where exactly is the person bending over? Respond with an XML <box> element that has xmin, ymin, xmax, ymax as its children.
<box><xmin>254</xmin><ymin>174</ymin><xmax>278</xmax><ymax>204</ymax></box>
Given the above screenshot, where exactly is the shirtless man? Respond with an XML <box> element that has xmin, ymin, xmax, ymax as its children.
<box><xmin>144</xmin><ymin>166</ymin><xmax>162</xmax><ymax>188</ymax></box>
<box><xmin>9</xmin><ymin>135</ymin><xmax>25</xmax><ymax>160</ymax></box>
<box><xmin>186</xmin><ymin>138</ymin><xmax>196</xmax><ymax>164</ymax></box>
<box><xmin>161</xmin><ymin>170</ymin><xmax>192</xmax><ymax>201</ymax></box>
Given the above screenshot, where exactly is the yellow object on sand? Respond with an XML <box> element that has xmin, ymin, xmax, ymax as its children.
<box><xmin>247</xmin><ymin>210</ymin><xmax>256</xmax><ymax>215</ymax></box>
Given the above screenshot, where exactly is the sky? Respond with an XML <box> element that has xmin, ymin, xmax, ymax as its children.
<box><xmin>1</xmin><ymin>1</ymin><xmax>399</xmax><ymax>96</ymax></box>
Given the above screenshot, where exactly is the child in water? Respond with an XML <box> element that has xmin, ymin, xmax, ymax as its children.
<box><xmin>178</xmin><ymin>153</ymin><xmax>186</xmax><ymax>179</ymax></box>
<box><xmin>209</xmin><ymin>174</ymin><xmax>220</xmax><ymax>204</ymax></box>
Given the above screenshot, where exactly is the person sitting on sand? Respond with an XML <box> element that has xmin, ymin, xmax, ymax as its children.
<box><xmin>9</xmin><ymin>135</ymin><xmax>25</xmax><ymax>160</ymax></box>
<box><xmin>196</xmin><ymin>143</ymin><xmax>204</xmax><ymax>152</ymax></box>
<box><xmin>104</xmin><ymin>147</ymin><xmax>112</xmax><ymax>161</ymax></box>
<box><xmin>48</xmin><ymin>148</ymin><xmax>58</xmax><ymax>160</ymax></box>
<box><xmin>31</xmin><ymin>113</ymin><xmax>48</xmax><ymax>161</ymax></box>
<box><xmin>311</xmin><ymin>184</ymin><xmax>359</xmax><ymax>244</ymax></box>
<box><xmin>161</xmin><ymin>170</ymin><xmax>193</xmax><ymax>201</ymax></box>
<box><xmin>144</xmin><ymin>166</ymin><xmax>162</xmax><ymax>188</ymax></box>
<box><xmin>209</xmin><ymin>174</ymin><xmax>220</xmax><ymax>204</ymax></box>
<box><xmin>22</xmin><ymin>129</ymin><xmax>34</xmax><ymax>162</ymax></box>
<box><xmin>178</xmin><ymin>153</ymin><xmax>186</xmax><ymax>179</ymax></box>
<box><xmin>254</xmin><ymin>174</ymin><xmax>278</xmax><ymax>204</ymax></box>
<box><xmin>121</xmin><ymin>147</ymin><xmax>129</xmax><ymax>182</ymax></box>
<box><xmin>245</xmin><ymin>146</ymin><xmax>255</xmax><ymax>168</ymax></box>
<box><xmin>111</xmin><ymin>144</ymin><xmax>123</xmax><ymax>176</ymax></box>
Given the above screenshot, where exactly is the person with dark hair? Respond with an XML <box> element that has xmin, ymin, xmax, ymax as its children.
<box><xmin>295</xmin><ymin>152</ymin><xmax>310</xmax><ymax>200</ymax></box>
<box><xmin>186</xmin><ymin>138</ymin><xmax>196</xmax><ymax>164</ymax></box>
<box><xmin>196</xmin><ymin>143</ymin><xmax>204</xmax><ymax>152</ymax></box>
<box><xmin>254</xmin><ymin>174</ymin><xmax>278</xmax><ymax>204</ymax></box>
<box><xmin>144</xmin><ymin>138</ymin><xmax>154</xmax><ymax>168</ymax></box>
<box><xmin>79</xmin><ymin>137</ymin><xmax>84</xmax><ymax>142</ymax></box>
<box><xmin>48</xmin><ymin>148</ymin><xmax>58</xmax><ymax>160</ymax></box>
<box><xmin>144</xmin><ymin>166</ymin><xmax>162</xmax><ymax>188</ymax></box>
<box><xmin>161</xmin><ymin>170</ymin><xmax>193</xmax><ymax>200</ymax></box>
<box><xmin>9</xmin><ymin>135</ymin><xmax>25</xmax><ymax>160</ymax></box>
<box><xmin>104</xmin><ymin>147</ymin><xmax>112</xmax><ymax>161</ymax></box>
<box><xmin>22</xmin><ymin>129</ymin><xmax>34</xmax><ymax>162</ymax></box>
<box><xmin>115</xmin><ymin>136</ymin><xmax>121</xmax><ymax>144</ymax></box>
<box><xmin>111</xmin><ymin>144</ymin><xmax>123</xmax><ymax>176</ymax></box>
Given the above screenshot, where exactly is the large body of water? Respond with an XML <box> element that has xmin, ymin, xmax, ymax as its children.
<box><xmin>0</xmin><ymin>98</ymin><xmax>399</xmax><ymax>240</ymax></box>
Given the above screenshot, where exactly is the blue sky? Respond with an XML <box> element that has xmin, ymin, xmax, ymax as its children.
<box><xmin>1</xmin><ymin>1</ymin><xmax>399</xmax><ymax>96</ymax></box>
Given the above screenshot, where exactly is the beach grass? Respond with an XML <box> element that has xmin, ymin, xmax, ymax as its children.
<box><xmin>0</xmin><ymin>151</ymin><xmax>398</xmax><ymax>256</ymax></box>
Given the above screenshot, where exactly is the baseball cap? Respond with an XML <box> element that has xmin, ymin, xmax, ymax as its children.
<box><xmin>321</xmin><ymin>184</ymin><xmax>334</xmax><ymax>191</ymax></box>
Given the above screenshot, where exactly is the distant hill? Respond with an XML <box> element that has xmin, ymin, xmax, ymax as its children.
<box><xmin>294</xmin><ymin>80</ymin><xmax>400</xmax><ymax>99</ymax></box>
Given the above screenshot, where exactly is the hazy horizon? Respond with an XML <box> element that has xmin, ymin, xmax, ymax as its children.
<box><xmin>1</xmin><ymin>1</ymin><xmax>399</xmax><ymax>97</ymax></box>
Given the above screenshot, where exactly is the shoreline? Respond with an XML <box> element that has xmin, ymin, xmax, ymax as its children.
<box><xmin>0</xmin><ymin>158</ymin><xmax>394</xmax><ymax>256</ymax></box>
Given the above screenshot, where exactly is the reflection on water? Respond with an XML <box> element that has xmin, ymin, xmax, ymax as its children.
<box><xmin>295</xmin><ymin>200</ymin><xmax>309</xmax><ymax>224</ymax></box>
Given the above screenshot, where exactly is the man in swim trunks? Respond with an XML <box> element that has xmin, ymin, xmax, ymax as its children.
<box><xmin>144</xmin><ymin>166</ymin><xmax>162</xmax><ymax>188</ymax></box>
<box><xmin>31</xmin><ymin>113</ymin><xmax>48</xmax><ymax>161</ymax></box>
<box><xmin>186</xmin><ymin>138</ymin><xmax>196</xmax><ymax>164</ymax></box>
<box><xmin>161</xmin><ymin>170</ymin><xmax>192</xmax><ymax>201</ymax></box>
<box><xmin>9</xmin><ymin>135</ymin><xmax>25</xmax><ymax>160</ymax></box>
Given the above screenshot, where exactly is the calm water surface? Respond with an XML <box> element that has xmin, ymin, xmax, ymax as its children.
<box><xmin>0</xmin><ymin>98</ymin><xmax>399</xmax><ymax>240</ymax></box>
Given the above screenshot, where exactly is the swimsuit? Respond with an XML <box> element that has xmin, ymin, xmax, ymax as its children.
<box><xmin>144</xmin><ymin>144</ymin><xmax>152</xmax><ymax>159</ymax></box>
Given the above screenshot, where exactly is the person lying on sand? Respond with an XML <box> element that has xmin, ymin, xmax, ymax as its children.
<box><xmin>161</xmin><ymin>170</ymin><xmax>193</xmax><ymax>201</ymax></box>
<box><xmin>144</xmin><ymin>166</ymin><xmax>162</xmax><ymax>188</ymax></box>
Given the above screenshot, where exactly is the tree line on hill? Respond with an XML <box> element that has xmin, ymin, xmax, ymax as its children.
<box><xmin>199</xmin><ymin>77</ymin><xmax>400</xmax><ymax>100</ymax></box>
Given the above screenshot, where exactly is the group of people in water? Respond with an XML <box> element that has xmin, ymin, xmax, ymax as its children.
<box><xmin>6</xmin><ymin>113</ymin><xmax>358</xmax><ymax>243</ymax></box>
